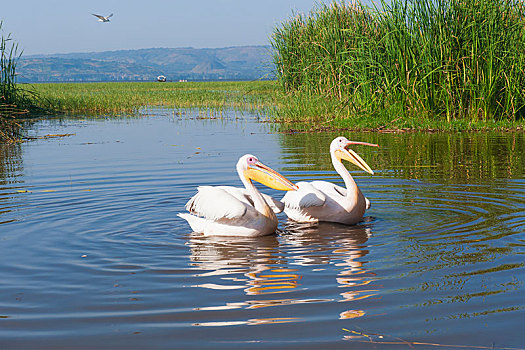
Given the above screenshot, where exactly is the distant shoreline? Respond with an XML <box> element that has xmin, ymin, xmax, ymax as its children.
<box><xmin>20</xmin><ymin>78</ymin><xmax>275</xmax><ymax>84</ymax></box>
<box><xmin>17</xmin><ymin>45</ymin><xmax>274</xmax><ymax>84</ymax></box>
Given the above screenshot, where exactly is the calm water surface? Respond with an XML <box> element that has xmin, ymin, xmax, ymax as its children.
<box><xmin>0</xmin><ymin>109</ymin><xmax>524</xmax><ymax>349</ymax></box>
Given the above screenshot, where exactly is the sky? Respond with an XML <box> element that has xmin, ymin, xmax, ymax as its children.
<box><xmin>0</xmin><ymin>0</ymin><xmax>344</xmax><ymax>56</ymax></box>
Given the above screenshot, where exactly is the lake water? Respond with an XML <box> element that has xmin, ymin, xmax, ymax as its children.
<box><xmin>1</xmin><ymin>109</ymin><xmax>524</xmax><ymax>349</ymax></box>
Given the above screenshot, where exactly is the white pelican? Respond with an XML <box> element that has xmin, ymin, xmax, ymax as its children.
<box><xmin>92</xmin><ymin>13</ymin><xmax>113</xmax><ymax>22</ymax></box>
<box><xmin>281</xmin><ymin>136</ymin><xmax>378</xmax><ymax>225</ymax></box>
<box><xmin>178</xmin><ymin>154</ymin><xmax>298</xmax><ymax>237</ymax></box>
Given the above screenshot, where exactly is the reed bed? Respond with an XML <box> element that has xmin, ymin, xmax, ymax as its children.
<box><xmin>0</xmin><ymin>22</ymin><xmax>39</xmax><ymax>142</ymax></box>
<box><xmin>32</xmin><ymin>81</ymin><xmax>279</xmax><ymax>116</ymax></box>
<box><xmin>1</xmin><ymin>22</ymin><xmax>22</xmax><ymax>142</ymax></box>
<box><xmin>271</xmin><ymin>0</ymin><xmax>525</xmax><ymax>126</ymax></box>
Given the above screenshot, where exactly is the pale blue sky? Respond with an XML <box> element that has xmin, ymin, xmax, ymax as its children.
<box><xmin>0</xmin><ymin>0</ymin><xmax>356</xmax><ymax>55</ymax></box>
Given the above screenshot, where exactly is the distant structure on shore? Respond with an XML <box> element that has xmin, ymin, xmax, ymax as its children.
<box><xmin>156</xmin><ymin>76</ymin><xmax>189</xmax><ymax>82</ymax></box>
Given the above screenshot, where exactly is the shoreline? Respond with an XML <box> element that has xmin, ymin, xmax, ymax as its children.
<box><xmin>278</xmin><ymin>125</ymin><xmax>525</xmax><ymax>134</ymax></box>
<box><xmin>17</xmin><ymin>81</ymin><xmax>525</xmax><ymax>134</ymax></box>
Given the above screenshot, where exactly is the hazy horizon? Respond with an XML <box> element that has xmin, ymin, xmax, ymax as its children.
<box><xmin>22</xmin><ymin>44</ymin><xmax>273</xmax><ymax>58</ymax></box>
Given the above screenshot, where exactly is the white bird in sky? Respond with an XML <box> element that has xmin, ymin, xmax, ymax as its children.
<box><xmin>178</xmin><ymin>154</ymin><xmax>298</xmax><ymax>237</ymax></box>
<box><xmin>92</xmin><ymin>13</ymin><xmax>113</xmax><ymax>22</ymax></box>
<box><xmin>281</xmin><ymin>136</ymin><xmax>378</xmax><ymax>225</ymax></box>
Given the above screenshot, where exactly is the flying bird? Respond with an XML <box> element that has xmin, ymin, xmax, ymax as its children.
<box><xmin>178</xmin><ymin>154</ymin><xmax>298</xmax><ymax>237</ymax></box>
<box><xmin>92</xmin><ymin>13</ymin><xmax>113</xmax><ymax>22</ymax></box>
<box><xmin>281</xmin><ymin>136</ymin><xmax>378</xmax><ymax>225</ymax></box>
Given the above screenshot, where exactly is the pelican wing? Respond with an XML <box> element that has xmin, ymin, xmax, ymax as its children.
<box><xmin>310</xmin><ymin>180</ymin><xmax>347</xmax><ymax>198</ymax></box>
<box><xmin>309</xmin><ymin>180</ymin><xmax>372</xmax><ymax>210</ymax></box>
<box><xmin>185</xmin><ymin>186</ymin><xmax>247</xmax><ymax>220</ymax></box>
<box><xmin>216</xmin><ymin>186</ymin><xmax>284</xmax><ymax>213</ymax></box>
<box><xmin>281</xmin><ymin>181</ymin><xmax>326</xmax><ymax>209</ymax></box>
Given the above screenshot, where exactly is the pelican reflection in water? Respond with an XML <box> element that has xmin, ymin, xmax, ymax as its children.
<box><xmin>189</xmin><ymin>234</ymin><xmax>303</xmax><ymax>326</ymax></box>
<box><xmin>283</xmin><ymin>222</ymin><xmax>379</xmax><ymax>319</ymax></box>
<box><xmin>188</xmin><ymin>222</ymin><xmax>378</xmax><ymax>326</ymax></box>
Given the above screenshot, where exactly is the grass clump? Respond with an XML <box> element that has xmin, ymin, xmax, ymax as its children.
<box><xmin>1</xmin><ymin>22</ymin><xmax>39</xmax><ymax>142</ymax></box>
<box><xmin>271</xmin><ymin>0</ymin><xmax>525</xmax><ymax>128</ymax></box>
<box><xmin>1</xmin><ymin>22</ymin><xmax>23</xmax><ymax>142</ymax></box>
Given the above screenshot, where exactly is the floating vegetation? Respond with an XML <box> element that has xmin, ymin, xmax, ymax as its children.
<box><xmin>31</xmin><ymin>81</ymin><xmax>279</xmax><ymax>116</ymax></box>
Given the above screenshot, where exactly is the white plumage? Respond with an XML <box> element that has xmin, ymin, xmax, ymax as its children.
<box><xmin>178</xmin><ymin>154</ymin><xmax>297</xmax><ymax>237</ymax></box>
<box><xmin>282</xmin><ymin>137</ymin><xmax>377</xmax><ymax>225</ymax></box>
<box><xmin>92</xmin><ymin>13</ymin><xmax>113</xmax><ymax>22</ymax></box>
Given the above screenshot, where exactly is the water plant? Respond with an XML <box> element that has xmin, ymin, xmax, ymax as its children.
<box><xmin>0</xmin><ymin>22</ymin><xmax>36</xmax><ymax>142</ymax></box>
<box><xmin>0</xmin><ymin>23</ymin><xmax>20</xmax><ymax>141</ymax></box>
<box><xmin>271</xmin><ymin>0</ymin><xmax>525</xmax><ymax>125</ymax></box>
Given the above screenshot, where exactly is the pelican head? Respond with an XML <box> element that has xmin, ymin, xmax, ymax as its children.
<box><xmin>237</xmin><ymin>154</ymin><xmax>298</xmax><ymax>191</ymax></box>
<box><xmin>330</xmin><ymin>136</ymin><xmax>378</xmax><ymax>175</ymax></box>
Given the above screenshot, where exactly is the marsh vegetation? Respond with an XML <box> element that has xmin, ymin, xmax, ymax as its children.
<box><xmin>271</xmin><ymin>0</ymin><xmax>525</xmax><ymax>128</ymax></box>
<box><xmin>0</xmin><ymin>22</ymin><xmax>40</xmax><ymax>142</ymax></box>
<box><xmin>31</xmin><ymin>81</ymin><xmax>278</xmax><ymax>116</ymax></box>
<box><xmin>3</xmin><ymin>0</ymin><xmax>525</xmax><ymax>138</ymax></box>
<box><xmin>0</xmin><ymin>23</ymin><xmax>23</xmax><ymax>142</ymax></box>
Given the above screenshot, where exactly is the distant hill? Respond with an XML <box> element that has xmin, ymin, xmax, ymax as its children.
<box><xmin>17</xmin><ymin>46</ymin><xmax>275</xmax><ymax>83</ymax></box>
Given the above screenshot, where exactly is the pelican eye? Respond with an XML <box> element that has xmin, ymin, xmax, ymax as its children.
<box><xmin>338</xmin><ymin>138</ymin><xmax>349</xmax><ymax>147</ymax></box>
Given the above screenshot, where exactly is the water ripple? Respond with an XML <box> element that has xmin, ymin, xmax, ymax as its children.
<box><xmin>0</xmin><ymin>115</ymin><xmax>524</xmax><ymax>349</ymax></box>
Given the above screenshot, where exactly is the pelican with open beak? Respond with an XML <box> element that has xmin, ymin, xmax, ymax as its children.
<box><xmin>178</xmin><ymin>154</ymin><xmax>298</xmax><ymax>237</ymax></box>
<box><xmin>281</xmin><ymin>136</ymin><xmax>378</xmax><ymax>225</ymax></box>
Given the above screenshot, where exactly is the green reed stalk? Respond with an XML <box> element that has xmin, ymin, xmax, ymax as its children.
<box><xmin>0</xmin><ymin>22</ymin><xmax>33</xmax><ymax>142</ymax></box>
<box><xmin>1</xmin><ymin>23</ymin><xmax>19</xmax><ymax>142</ymax></box>
<box><xmin>271</xmin><ymin>0</ymin><xmax>525</xmax><ymax>124</ymax></box>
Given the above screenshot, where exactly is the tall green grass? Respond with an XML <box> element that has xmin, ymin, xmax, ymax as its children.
<box><xmin>0</xmin><ymin>22</ymin><xmax>21</xmax><ymax>141</ymax></box>
<box><xmin>271</xmin><ymin>0</ymin><xmax>525</xmax><ymax>125</ymax></box>
<box><xmin>0</xmin><ymin>22</ymin><xmax>38</xmax><ymax>142</ymax></box>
